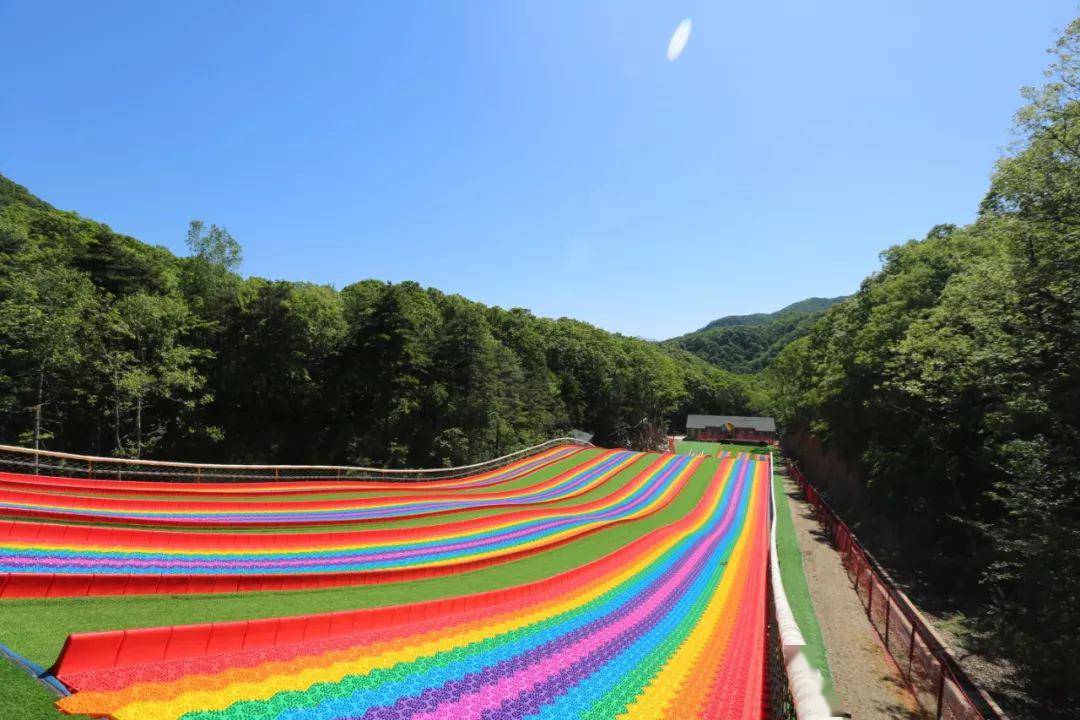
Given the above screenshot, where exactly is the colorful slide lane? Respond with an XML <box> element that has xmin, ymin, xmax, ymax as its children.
<box><xmin>0</xmin><ymin>453</ymin><xmax>700</xmax><ymax>597</ymax></box>
<box><xmin>0</xmin><ymin>450</ymin><xmax>641</xmax><ymax>527</ymax></box>
<box><xmin>0</xmin><ymin>445</ymin><xmax>584</xmax><ymax>498</ymax></box>
<box><xmin>52</xmin><ymin>454</ymin><xmax>770</xmax><ymax>720</ymax></box>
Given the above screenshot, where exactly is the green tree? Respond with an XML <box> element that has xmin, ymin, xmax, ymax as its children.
<box><xmin>337</xmin><ymin>281</ymin><xmax>441</xmax><ymax>466</ymax></box>
<box><xmin>209</xmin><ymin>280</ymin><xmax>344</xmax><ymax>461</ymax></box>
<box><xmin>101</xmin><ymin>293</ymin><xmax>209</xmax><ymax>457</ymax></box>
<box><xmin>430</xmin><ymin>295</ymin><xmax>504</xmax><ymax>464</ymax></box>
<box><xmin>186</xmin><ymin>220</ymin><xmax>242</xmax><ymax>272</ymax></box>
<box><xmin>0</xmin><ymin>261</ymin><xmax>99</xmax><ymax>452</ymax></box>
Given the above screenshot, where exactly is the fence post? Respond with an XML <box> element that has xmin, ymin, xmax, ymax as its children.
<box><xmin>935</xmin><ymin>665</ymin><xmax>946</xmax><ymax>719</ymax></box>
<box><xmin>867</xmin><ymin>574</ymin><xmax>874</xmax><ymax>617</ymax></box>
<box><xmin>884</xmin><ymin>591</ymin><xmax>892</xmax><ymax>651</ymax></box>
<box><xmin>906</xmin><ymin>624</ymin><xmax>916</xmax><ymax>683</ymax></box>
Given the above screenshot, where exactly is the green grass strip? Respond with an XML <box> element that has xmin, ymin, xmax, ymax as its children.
<box><xmin>0</xmin><ymin>656</ymin><xmax>88</xmax><ymax>719</ymax></box>
<box><xmin>772</xmin><ymin>470</ymin><xmax>835</xmax><ymax>699</ymax></box>
<box><xmin>674</xmin><ymin>441</ymin><xmax>761</xmax><ymax>456</ymax></box>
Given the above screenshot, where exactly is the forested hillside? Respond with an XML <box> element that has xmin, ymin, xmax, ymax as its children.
<box><xmin>0</xmin><ymin>175</ymin><xmax>753</xmax><ymax>467</ymax></box>
<box><xmin>761</xmin><ymin>23</ymin><xmax>1080</xmax><ymax>716</ymax></box>
<box><xmin>663</xmin><ymin>296</ymin><xmax>846</xmax><ymax>372</ymax></box>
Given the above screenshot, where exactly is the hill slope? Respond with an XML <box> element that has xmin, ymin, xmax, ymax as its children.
<box><xmin>663</xmin><ymin>296</ymin><xmax>847</xmax><ymax>373</ymax></box>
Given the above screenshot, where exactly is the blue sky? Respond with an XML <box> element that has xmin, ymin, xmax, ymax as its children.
<box><xmin>1</xmin><ymin>1</ymin><xmax>1075</xmax><ymax>338</ymax></box>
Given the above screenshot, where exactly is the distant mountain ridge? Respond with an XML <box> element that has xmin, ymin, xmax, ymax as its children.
<box><xmin>698</xmin><ymin>297</ymin><xmax>847</xmax><ymax>330</ymax></box>
<box><xmin>663</xmin><ymin>296</ymin><xmax>848</xmax><ymax>373</ymax></box>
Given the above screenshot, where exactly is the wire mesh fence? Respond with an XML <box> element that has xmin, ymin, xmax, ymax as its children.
<box><xmin>764</xmin><ymin>560</ymin><xmax>799</xmax><ymax>720</ymax></box>
<box><xmin>787</xmin><ymin>462</ymin><xmax>1010</xmax><ymax>720</ymax></box>
<box><xmin>0</xmin><ymin>438</ymin><xmax>591</xmax><ymax>483</ymax></box>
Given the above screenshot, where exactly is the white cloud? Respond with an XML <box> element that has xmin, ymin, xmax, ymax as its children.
<box><xmin>667</xmin><ymin>19</ymin><xmax>692</xmax><ymax>61</ymax></box>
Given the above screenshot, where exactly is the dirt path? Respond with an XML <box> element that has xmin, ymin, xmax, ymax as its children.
<box><xmin>780</xmin><ymin>474</ymin><xmax>924</xmax><ymax>719</ymax></box>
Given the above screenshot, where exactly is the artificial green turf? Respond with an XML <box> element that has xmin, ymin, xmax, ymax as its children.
<box><xmin>674</xmin><ymin>440</ymin><xmax>761</xmax><ymax>456</ymax></box>
<box><xmin>327</xmin><ymin>449</ymin><xmax>641</xmax><ymax>532</ymax></box>
<box><xmin>0</xmin><ymin>456</ymin><xmax>719</xmax><ymax>668</ymax></box>
<box><xmin>772</xmin><ymin>468</ymin><xmax>835</xmax><ymax>699</ymax></box>
<box><xmin>0</xmin><ymin>655</ymin><xmax>87</xmax><ymax>719</ymax></box>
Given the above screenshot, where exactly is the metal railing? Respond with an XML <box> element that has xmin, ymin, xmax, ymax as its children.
<box><xmin>787</xmin><ymin>461</ymin><xmax>1010</xmax><ymax>720</ymax></box>
<box><xmin>0</xmin><ymin>438</ymin><xmax>592</xmax><ymax>483</ymax></box>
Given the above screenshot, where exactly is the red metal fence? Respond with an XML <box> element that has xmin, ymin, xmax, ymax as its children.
<box><xmin>786</xmin><ymin>462</ymin><xmax>1009</xmax><ymax>720</ymax></box>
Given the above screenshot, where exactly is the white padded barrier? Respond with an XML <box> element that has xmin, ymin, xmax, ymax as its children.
<box><xmin>767</xmin><ymin>452</ymin><xmax>840</xmax><ymax>720</ymax></box>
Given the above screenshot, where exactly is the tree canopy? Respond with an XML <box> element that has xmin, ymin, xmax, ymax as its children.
<box><xmin>0</xmin><ymin>175</ymin><xmax>753</xmax><ymax>466</ymax></box>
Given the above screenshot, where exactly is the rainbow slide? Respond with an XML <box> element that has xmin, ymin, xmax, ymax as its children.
<box><xmin>49</xmin><ymin>454</ymin><xmax>771</xmax><ymax>720</ymax></box>
<box><xmin>0</xmin><ymin>445</ymin><xmax>584</xmax><ymax>497</ymax></box>
<box><xmin>0</xmin><ymin>448</ymin><xmax>649</xmax><ymax>527</ymax></box>
<box><xmin>0</xmin><ymin>444</ymin><xmax>787</xmax><ymax>718</ymax></box>
<box><xmin>0</xmin><ymin>452</ymin><xmax>700</xmax><ymax>597</ymax></box>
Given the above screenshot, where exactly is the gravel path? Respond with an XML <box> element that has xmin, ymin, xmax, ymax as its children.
<box><xmin>780</xmin><ymin>475</ymin><xmax>924</xmax><ymax>719</ymax></box>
